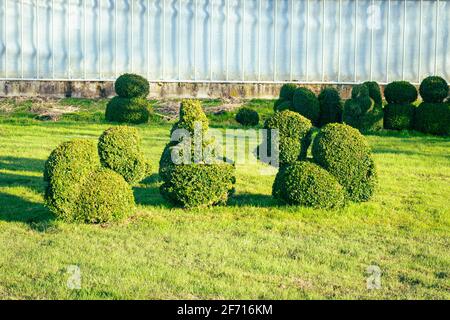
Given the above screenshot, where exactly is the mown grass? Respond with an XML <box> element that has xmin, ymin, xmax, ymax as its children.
<box><xmin>0</xmin><ymin>98</ymin><xmax>449</xmax><ymax>300</ymax></box>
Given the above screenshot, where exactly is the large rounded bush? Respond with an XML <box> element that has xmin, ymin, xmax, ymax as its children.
<box><xmin>292</xmin><ymin>87</ymin><xmax>320</xmax><ymax>126</ymax></box>
<box><xmin>105</xmin><ymin>97</ymin><xmax>150</xmax><ymax>124</ymax></box>
<box><xmin>384</xmin><ymin>103</ymin><xmax>415</xmax><ymax>130</ymax></box>
<box><xmin>44</xmin><ymin>139</ymin><xmax>100</xmax><ymax>220</ymax></box>
<box><xmin>318</xmin><ymin>87</ymin><xmax>343</xmax><ymax>127</ymax></box>
<box><xmin>384</xmin><ymin>81</ymin><xmax>418</xmax><ymax>104</ymax></box>
<box><xmin>114</xmin><ymin>73</ymin><xmax>150</xmax><ymax>98</ymax></box>
<box><xmin>76</xmin><ymin>168</ymin><xmax>135</xmax><ymax>223</ymax></box>
<box><xmin>235</xmin><ymin>107</ymin><xmax>259</xmax><ymax>126</ymax></box>
<box><xmin>98</xmin><ymin>126</ymin><xmax>149</xmax><ymax>184</ymax></box>
<box><xmin>160</xmin><ymin>163</ymin><xmax>235</xmax><ymax>208</ymax></box>
<box><xmin>279</xmin><ymin>84</ymin><xmax>297</xmax><ymax>101</ymax></box>
<box><xmin>363</xmin><ymin>81</ymin><xmax>383</xmax><ymax>107</ymax></box>
<box><xmin>419</xmin><ymin>76</ymin><xmax>449</xmax><ymax>103</ymax></box>
<box><xmin>312</xmin><ymin>123</ymin><xmax>377</xmax><ymax>202</ymax></box>
<box><xmin>414</xmin><ymin>102</ymin><xmax>450</xmax><ymax>135</ymax></box>
<box><xmin>263</xmin><ymin>110</ymin><xmax>313</xmax><ymax>166</ymax></box>
<box><xmin>272</xmin><ymin>161</ymin><xmax>346</xmax><ymax>209</ymax></box>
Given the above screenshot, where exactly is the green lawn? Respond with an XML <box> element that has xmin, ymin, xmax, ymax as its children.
<box><xmin>0</xmin><ymin>98</ymin><xmax>449</xmax><ymax>299</ymax></box>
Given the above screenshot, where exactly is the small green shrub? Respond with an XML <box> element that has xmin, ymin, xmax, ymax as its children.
<box><xmin>292</xmin><ymin>87</ymin><xmax>320</xmax><ymax>126</ymax></box>
<box><xmin>98</xmin><ymin>126</ymin><xmax>149</xmax><ymax>184</ymax></box>
<box><xmin>76</xmin><ymin>168</ymin><xmax>135</xmax><ymax>223</ymax></box>
<box><xmin>414</xmin><ymin>102</ymin><xmax>450</xmax><ymax>135</ymax></box>
<box><xmin>384</xmin><ymin>103</ymin><xmax>415</xmax><ymax>130</ymax></box>
<box><xmin>363</xmin><ymin>81</ymin><xmax>383</xmax><ymax>107</ymax></box>
<box><xmin>384</xmin><ymin>81</ymin><xmax>418</xmax><ymax>104</ymax></box>
<box><xmin>105</xmin><ymin>97</ymin><xmax>150</xmax><ymax>124</ymax></box>
<box><xmin>312</xmin><ymin>123</ymin><xmax>377</xmax><ymax>202</ymax></box>
<box><xmin>274</xmin><ymin>99</ymin><xmax>292</xmax><ymax>112</ymax></box>
<box><xmin>279</xmin><ymin>84</ymin><xmax>297</xmax><ymax>101</ymax></box>
<box><xmin>263</xmin><ymin>110</ymin><xmax>312</xmax><ymax>166</ymax></box>
<box><xmin>318</xmin><ymin>87</ymin><xmax>343</xmax><ymax>127</ymax></box>
<box><xmin>235</xmin><ymin>107</ymin><xmax>259</xmax><ymax>126</ymax></box>
<box><xmin>114</xmin><ymin>73</ymin><xmax>150</xmax><ymax>98</ymax></box>
<box><xmin>419</xmin><ymin>76</ymin><xmax>449</xmax><ymax>103</ymax></box>
<box><xmin>272</xmin><ymin>161</ymin><xmax>346</xmax><ymax>209</ymax></box>
<box><xmin>171</xmin><ymin>99</ymin><xmax>209</xmax><ymax>134</ymax></box>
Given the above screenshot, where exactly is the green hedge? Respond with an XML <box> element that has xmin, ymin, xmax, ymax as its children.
<box><xmin>292</xmin><ymin>87</ymin><xmax>320</xmax><ymax>126</ymax></box>
<box><xmin>419</xmin><ymin>76</ymin><xmax>449</xmax><ymax>103</ymax></box>
<box><xmin>384</xmin><ymin>103</ymin><xmax>416</xmax><ymax>130</ymax></box>
<box><xmin>114</xmin><ymin>73</ymin><xmax>150</xmax><ymax>98</ymax></box>
<box><xmin>414</xmin><ymin>102</ymin><xmax>450</xmax><ymax>135</ymax></box>
<box><xmin>235</xmin><ymin>107</ymin><xmax>259</xmax><ymax>126</ymax></box>
<box><xmin>384</xmin><ymin>81</ymin><xmax>418</xmax><ymax>104</ymax></box>
<box><xmin>318</xmin><ymin>87</ymin><xmax>343</xmax><ymax>127</ymax></box>
<box><xmin>105</xmin><ymin>97</ymin><xmax>150</xmax><ymax>124</ymax></box>
<box><xmin>279</xmin><ymin>84</ymin><xmax>297</xmax><ymax>101</ymax></box>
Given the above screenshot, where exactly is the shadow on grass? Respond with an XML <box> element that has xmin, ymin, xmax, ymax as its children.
<box><xmin>133</xmin><ymin>173</ymin><xmax>172</xmax><ymax>208</ymax></box>
<box><xmin>0</xmin><ymin>156</ymin><xmax>45</xmax><ymax>173</ymax></box>
<box><xmin>228</xmin><ymin>193</ymin><xmax>278</xmax><ymax>208</ymax></box>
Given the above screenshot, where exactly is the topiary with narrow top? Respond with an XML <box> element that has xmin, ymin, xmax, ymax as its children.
<box><xmin>292</xmin><ymin>87</ymin><xmax>320</xmax><ymax>126</ymax></box>
<box><xmin>318</xmin><ymin>87</ymin><xmax>343</xmax><ymax>127</ymax></box>
<box><xmin>363</xmin><ymin>81</ymin><xmax>383</xmax><ymax>107</ymax></box>
<box><xmin>419</xmin><ymin>76</ymin><xmax>449</xmax><ymax>103</ymax></box>
<box><xmin>114</xmin><ymin>73</ymin><xmax>150</xmax><ymax>98</ymax></box>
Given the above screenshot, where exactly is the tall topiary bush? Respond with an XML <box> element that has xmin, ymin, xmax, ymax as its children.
<box><xmin>383</xmin><ymin>81</ymin><xmax>417</xmax><ymax>130</ymax></box>
<box><xmin>318</xmin><ymin>87</ymin><xmax>343</xmax><ymax>127</ymax></box>
<box><xmin>292</xmin><ymin>87</ymin><xmax>320</xmax><ymax>126</ymax></box>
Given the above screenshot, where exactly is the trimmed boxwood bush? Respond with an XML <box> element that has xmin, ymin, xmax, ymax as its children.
<box><xmin>312</xmin><ymin>123</ymin><xmax>377</xmax><ymax>202</ymax></box>
<box><xmin>279</xmin><ymin>84</ymin><xmax>297</xmax><ymax>101</ymax></box>
<box><xmin>419</xmin><ymin>76</ymin><xmax>449</xmax><ymax>103</ymax></box>
<box><xmin>272</xmin><ymin>161</ymin><xmax>346</xmax><ymax>209</ymax></box>
<box><xmin>263</xmin><ymin>110</ymin><xmax>313</xmax><ymax>166</ymax></box>
<box><xmin>343</xmin><ymin>83</ymin><xmax>383</xmax><ymax>132</ymax></box>
<box><xmin>384</xmin><ymin>81</ymin><xmax>418</xmax><ymax>104</ymax></box>
<box><xmin>414</xmin><ymin>102</ymin><xmax>450</xmax><ymax>135</ymax></box>
<box><xmin>98</xmin><ymin>126</ymin><xmax>149</xmax><ymax>184</ymax></box>
<box><xmin>105</xmin><ymin>97</ymin><xmax>151</xmax><ymax>124</ymax></box>
<box><xmin>44</xmin><ymin>139</ymin><xmax>100</xmax><ymax>220</ymax></box>
<box><xmin>318</xmin><ymin>87</ymin><xmax>343</xmax><ymax>127</ymax></box>
<box><xmin>363</xmin><ymin>81</ymin><xmax>383</xmax><ymax>107</ymax></box>
<box><xmin>274</xmin><ymin>99</ymin><xmax>292</xmax><ymax>112</ymax></box>
<box><xmin>171</xmin><ymin>99</ymin><xmax>209</xmax><ymax>134</ymax></box>
<box><xmin>235</xmin><ymin>107</ymin><xmax>259</xmax><ymax>126</ymax></box>
<box><xmin>114</xmin><ymin>73</ymin><xmax>150</xmax><ymax>98</ymax></box>
<box><xmin>384</xmin><ymin>103</ymin><xmax>415</xmax><ymax>130</ymax></box>
<box><xmin>292</xmin><ymin>87</ymin><xmax>320</xmax><ymax>126</ymax></box>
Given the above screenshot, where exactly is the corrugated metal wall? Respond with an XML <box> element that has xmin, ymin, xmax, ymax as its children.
<box><xmin>0</xmin><ymin>0</ymin><xmax>449</xmax><ymax>83</ymax></box>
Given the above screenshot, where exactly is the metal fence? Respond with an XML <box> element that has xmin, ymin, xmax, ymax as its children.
<box><xmin>0</xmin><ymin>0</ymin><xmax>449</xmax><ymax>83</ymax></box>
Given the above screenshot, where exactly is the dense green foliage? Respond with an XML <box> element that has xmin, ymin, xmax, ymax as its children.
<box><xmin>419</xmin><ymin>76</ymin><xmax>449</xmax><ymax>103</ymax></box>
<box><xmin>274</xmin><ymin>99</ymin><xmax>292</xmax><ymax>112</ymax></box>
<box><xmin>363</xmin><ymin>81</ymin><xmax>383</xmax><ymax>107</ymax></box>
<box><xmin>312</xmin><ymin>123</ymin><xmax>377</xmax><ymax>202</ymax></box>
<box><xmin>273</xmin><ymin>161</ymin><xmax>346</xmax><ymax>209</ymax></box>
<box><xmin>414</xmin><ymin>102</ymin><xmax>450</xmax><ymax>136</ymax></box>
<box><xmin>105</xmin><ymin>97</ymin><xmax>150</xmax><ymax>124</ymax></box>
<box><xmin>114</xmin><ymin>73</ymin><xmax>150</xmax><ymax>98</ymax></box>
<box><xmin>318</xmin><ymin>87</ymin><xmax>343</xmax><ymax>127</ymax></box>
<box><xmin>171</xmin><ymin>99</ymin><xmax>209</xmax><ymax>134</ymax></box>
<box><xmin>384</xmin><ymin>103</ymin><xmax>416</xmax><ymax>130</ymax></box>
<box><xmin>98</xmin><ymin>126</ymin><xmax>149</xmax><ymax>184</ymax></box>
<box><xmin>384</xmin><ymin>81</ymin><xmax>418</xmax><ymax>104</ymax></box>
<box><xmin>235</xmin><ymin>107</ymin><xmax>260</xmax><ymax>126</ymax></box>
<box><xmin>292</xmin><ymin>87</ymin><xmax>320</xmax><ymax>126</ymax></box>
<box><xmin>279</xmin><ymin>84</ymin><xmax>297</xmax><ymax>101</ymax></box>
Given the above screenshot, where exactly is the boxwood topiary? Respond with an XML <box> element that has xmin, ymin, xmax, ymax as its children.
<box><xmin>312</xmin><ymin>123</ymin><xmax>377</xmax><ymax>202</ymax></box>
<box><xmin>274</xmin><ymin>99</ymin><xmax>292</xmax><ymax>112</ymax></box>
<box><xmin>384</xmin><ymin>103</ymin><xmax>415</xmax><ymax>130</ymax></box>
<box><xmin>76</xmin><ymin>168</ymin><xmax>135</xmax><ymax>223</ymax></box>
<box><xmin>279</xmin><ymin>84</ymin><xmax>297</xmax><ymax>101</ymax></box>
<box><xmin>384</xmin><ymin>81</ymin><xmax>418</xmax><ymax>104</ymax></box>
<box><xmin>292</xmin><ymin>87</ymin><xmax>320</xmax><ymax>126</ymax></box>
<box><xmin>363</xmin><ymin>81</ymin><xmax>383</xmax><ymax>107</ymax></box>
<box><xmin>419</xmin><ymin>76</ymin><xmax>449</xmax><ymax>103</ymax></box>
<box><xmin>44</xmin><ymin>139</ymin><xmax>100</xmax><ymax>221</ymax></box>
<box><xmin>235</xmin><ymin>107</ymin><xmax>259</xmax><ymax>126</ymax></box>
<box><xmin>272</xmin><ymin>161</ymin><xmax>346</xmax><ymax>209</ymax></box>
<box><xmin>114</xmin><ymin>73</ymin><xmax>150</xmax><ymax>98</ymax></box>
<box><xmin>263</xmin><ymin>110</ymin><xmax>313</xmax><ymax>166</ymax></box>
<box><xmin>98</xmin><ymin>126</ymin><xmax>149</xmax><ymax>184</ymax></box>
<box><xmin>171</xmin><ymin>99</ymin><xmax>209</xmax><ymax>134</ymax></box>
<box><xmin>105</xmin><ymin>97</ymin><xmax>150</xmax><ymax>124</ymax></box>
<box><xmin>318</xmin><ymin>87</ymin><xmax>343</xmax><ymax>127</ymax></box>
<box><xmin>414</xmin><ymin>102</ymin><xmax>450</xmax><ymax>135</ymax></box>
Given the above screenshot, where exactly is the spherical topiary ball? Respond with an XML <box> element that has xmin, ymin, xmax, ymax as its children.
<box><xmin>105</xmin><ymin>97</ymin><xmax>150</xmax><ymax>124</ymax></box>
<box><xmin>98</xmin><ymin>126</ymin><xmax>149</xmax><ymax>184</ymax></box>
<box><xmin>279</xmin><ymin>84</ymin><xmax>297</xmax><ymax>101</ymax></box>
<box><xmin>318</xmin><ymin>87</ymin><xmax>343</xmax><ymax>127</ymax></box>
<box><xmin>114</xmin><ymin>73</ymin><xmax>150</xmax><ymax>98</ymax></box>
<box><xmin>384</xmin><ymin>103</ymin><xmax>416</xmax><ymax>130</ymax></box>
<box><xmin>235</xmin><ymin>107</ymin><xmax>260</xmax><ymax>126</ymax></box>
<box><xmin>384</xmin><ymin>81</ymin><xmax>418</xmax><ymax>104</ymax></box>
<box><xmin>293</xmin><ymin>87</ymin><xmax>320</xmax><ymax>126</ymax></box>
<box><xmin>312</xmin><ymin>123</ymin><xmax>377</xmax><ymax>202</ymax></box>
<box><xmin>419</xmin><ymin>76</ymin><xmax>449</xmax><ymax>103</ymax></box>
<box><xmin>77</xmin><ymin>168</ymin><xmax>135</xmax><ymax>223</ymax></box>
<box><xmin>414</xmin><ymin>102</ymin><xmax>450</xmax><ymax>135</ymax></box>
<box><xmin>44</xmin><ymin>139</ymin><xmax>100</xmax><ymax>220</ymax></box>
<box><xmin>272</xmin><ymin>161</ymin><xmax>346</xmax><ymax>209</ymax></box>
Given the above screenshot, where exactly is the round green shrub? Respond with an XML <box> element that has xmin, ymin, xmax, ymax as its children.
<box><xmin>384</xmin><ymin>81</ymin><xmax>418</xmax><ymax>104</ymax></box>
<box><xmin>414</xmin><ymin>102</ymin><xmax>450</xmax><ymax>135</ymax></box>
<box><xmin>160</xmin><ymin>163</ymin><xmax>235</xmax><ymax>208</ymax></box>
<box><xmin>235</xmin><ymin>107</ymin><xmax>259</xmax><ymax>126</ymax></box>
<box><xmin>292</xmin><ymin>87</ymin><xmax>320</xmax><ymax>126</ymax></box>
<box><xmin>98</xmin><ymin>126</ymin><xmax>149</xmax><ymax>184</ymax></box>
<box><xmin>171</xmin><ymin>99</ymin><xmax>209</xmax><ymax>134</ymax></box>
<box><xmin>76</xmin><ymin>168</ymin><xmax>135</xmax><ymax>223</ymax></box>
<box><xmin>318</xmin><ymin>87</ymin><xmax>343</xmax><ymax>127</ymax></box>
<box><xmin>44</xmin><ymin>139</ymin><xmax>100</xmax><ymax>220</ymax></box>
<box><xmin>363</xmin><ymin>81</ymin><xmax>383</xmax><ymax>107</ymax></box>
<box><xmin>272</xmin><ymin>161</ymin><xmax>346</xmax><ymax>209</ymax></box>
<box><xmin>114</xmin><ymin>73</ymin><xmax>150</xmax><ymax>98</ymax></box>
<box><xmin>279</xmin><ymin>84</ymin><xmax>297</xmax><ymax>101</ymax></box>
<box><xmin>105</xmin><ymin>97</ymin><xmax>150</xmax><ymax>124</ymax></box>
<box><xmin>419</xmin><ymin>76</ymin><xmax>449</xmax><ymax>103</ymax></box>
<box><xmin>274</xmin><ymin>99</ymin><xmax>292</xmax><ymax>112</ymax></box>
<box><xmin>263</xmin><ymin>110</ymin><xmax>313</xmax><ymax>166</ymax></box>
<box><xmin>384</xmin><ymin>103</ymin><xmax>415</xmax><ymax>130</ymax></box>
<box><xmin>312</xmin><ymin>123</ymin><xmax>377</xmax><ymax>202</ymax></box>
